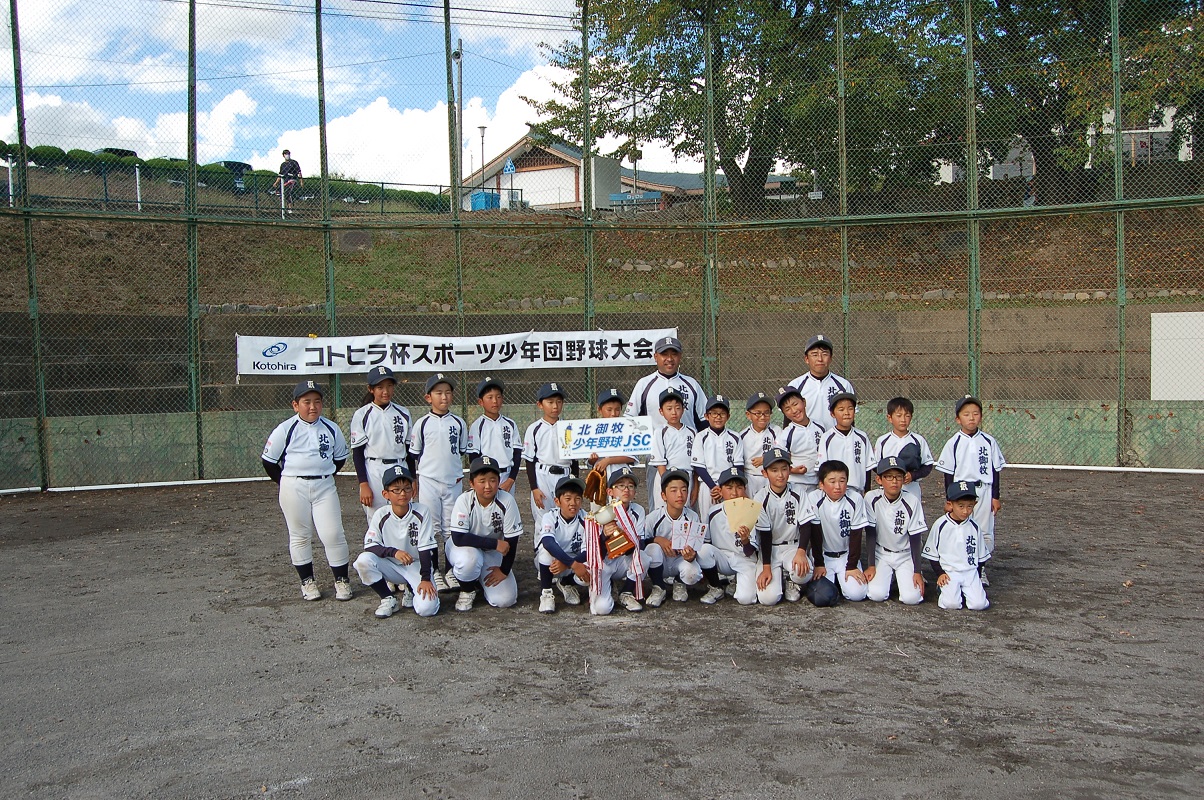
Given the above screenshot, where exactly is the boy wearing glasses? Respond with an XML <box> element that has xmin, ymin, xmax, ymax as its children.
<box><xmin>739</xmin><ymin>391</ymin><xmax>781</xmax><ymax>498</ymax></box>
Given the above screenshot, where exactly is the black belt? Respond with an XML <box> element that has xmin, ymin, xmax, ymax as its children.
<box><xmin>539</xmin><ymin>464</ymin><xmax>567</xmax><ymax>475</ymax></box>
<box><xmin>295</xmin><ymin>474</ymin><xmax>333</xmax><ymax>480</ymax></box>
<box><xmin>824</xmin><ymin>550</ymin><xmax>847</xmax><ymax>558</ymax></box>
<box><xmin>882</xmin><ymin>546</ymin><xmax>907</xmax><ymax>553</ymax></box>
<box><xmin>368</xmin><ymin>458</ymin><xmax>399</xmax><ymax>463</ymax></box>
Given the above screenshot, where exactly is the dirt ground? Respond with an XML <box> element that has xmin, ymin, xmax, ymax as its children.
<box><xmin>2</xmin><ymin>469</ymin><xmax>1202</xmax><ymax>799</ymax></box>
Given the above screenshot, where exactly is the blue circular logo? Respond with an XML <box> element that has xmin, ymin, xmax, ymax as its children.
<box><xmin>262</xmin><ymin>341</ymin><xmax>288</xmax><ymax>358</ymax></box>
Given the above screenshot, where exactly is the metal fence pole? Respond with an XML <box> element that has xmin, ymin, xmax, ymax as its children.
<box><xmin>315</xmin><ymin>0</ymin><xmax>339</xmax><ymax>415</ymax></box>
<box><xmin>701</xmin><ymin>7</ymin><xmax>719</xmax><ymax>394</ymax></box>
<box><xmin>443</xmin><ymin>1</ymin><xmax>468</xmax><ymax>418</ymax></box>
<box><xmin>963</xmin><ymin>0</ymin><xmax>981</xmax><ymax>396</ymax></box>
<box><xmin>186</xmin><ymin>0</ymin><xmax>204</xmax><ymax>478</ymax></box>
<box><xmin>1109</xmin><ymin>0</ymin><xmax>1130</xmax><ymax>466</ymax></box>
<box><xmin>581</xmin><ymin>0</ymin><xmax>597</xmax><ymax>403</ymax></box>
<box><xmin>836</xmin><ymin>5</ymin><xmax>850</xmax><ymax>377</ymax></box>
<box><xmin>9</xmin><ymin>0</ymin><xmax>48</xmax><ymax>490</ymax></box>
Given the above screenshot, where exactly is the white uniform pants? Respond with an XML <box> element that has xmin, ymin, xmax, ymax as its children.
<box><xmin>418</xmin><ymin>476</ymin><xmax>462</xmax><ymax>537</ymax></box>
<box><xmin>447</xmin><ymin>544</ymin><xmax>518</xmax><ymax>608</ymax></box>
<box><xmin>973</xmin><ymin>490</ymin><xmax>996</xmax><ymax>560</ymax></box>
<box><xmin>649</xmin><ymin>540</ymin><xmax>702</xmax><ymax>585</ymax></box>
<box><xmin>278</xmin><ymin>476</ymin><xmax>348</xmax><ymax>567</ymax></box>
<box><xmin>937</xmin><ymin>567</ymin><xmax>989</xmax><ymax>610</ymax></box>
<box><xmin>359</xmin><ymin>458</ymin><xmax>397</xmax><ymax>522</ymax></box>
<box><xmin>589</xmin><ymin>555</ymin><xmax>633</xmax><ymax>616</ymax></box>
<box><xmin>352</xmin><ymin>552</ymin><xmax>440</xmax><ymax>617</ymax></box>
<box><xmin>867</xmin><ymin>547</ymin><xmax>923</xmax><ymax>605</ymax></box>
<box><xmin>821</xmin><ymin>552</ymin><xmax>868</xmax><ymax>601</ymax></box>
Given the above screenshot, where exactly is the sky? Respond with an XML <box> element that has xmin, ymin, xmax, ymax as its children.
<box><xmin>0</xmin><ymin>0</ymin><xmax>703</xmax><ymax>190</ymax></box>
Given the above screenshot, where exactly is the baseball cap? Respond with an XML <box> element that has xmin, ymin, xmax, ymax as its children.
<box><xmin>660</xmin><ymin>469</ymin><xmax>691</xmax><ymax>489</ymax></box>
<box><xmin>875</xmin><ymin>456</ymin><xmax>907</xmax><ymax>476</ymax></box>
<box><xmin>746</xmin><ymin>391</ymin><xmax>772</xmax><ymax>411</ymax></box>
<box><xmin>381</xmin><ymin>464</ymin><xmax>414</xmax><ymax>486</ymax></box>
<box><xmin>705</xmin><ymin>394</ymin><xmax>730</xmax><ymax>412</ymax></box>
<box><xmin>608</xmin><ymin>466</ymin><xmax>639</xmax><ymax>487</ymax></box>
<box><xmin>476</xmin><ymin>375</ymin><xmax>504</xmax><ymax>398</ymax></box>
<box><xmin>596</xmin><ymin>387</ymin><xmax>625</xmax><ymax>406</ymax></box>
<box><xmin>828</xmin><ymin>392</ymin><xmax>857</xmax><ymax>411</ymax></box>
<box><xmin>762</xmin><ymin>446</ymin><xmax>791</xmax><ymax>469</ymax></box>
<box><xmin>955</xmin><ymin>395</ymin><xmax>982</xmax><ymax>414</ymax></box>
<box><xmin>654</xmin><ymin>336</ymin><xmax>683</xmax><ymax>354</ymax></box>
<box><xmin>292</xmin><ymin>379</ymin><xmax>324</xmax><ymax>400</ymax></box>
<box><xmin>658</xmin><ymin>388</ymin><xmax>685</xmax><ymax>407</ymax></box>
<box><xmin>554</xmin><ymin>475</ymin><xmax>586</xmax><ymax>496</ymax></box>
<box><xmin>806</xmin><ymin>577</ymin><xmax>841</xmax><ymax>607</ymax></box>
<box><xmin>775</xmin><ymin>385</ymin><xmax>802</xmax><ymax>408</ymax></box>
<box><xmin>468</xmin><ymin>455</ymin><xmax>501</xmax><ymax>478</ymax></box>
<box><xmin>536</xmin><ymin>382</ymin><xmax>566</xmax><ymax>401</ymax></box>
<box><xmin>804</xmin><ymin>334</ymin><xmax>833</xmax><ymax>353</ymax></box>
<box><xmin>717</xmin><ymin>467</ymin><xmax>745</xmax><ymax>486</ymax></box>
<box><xmin>367</xmin><ymin>365</ymin><xmax>396</xmax><ymax>386</ymax></box>
<box><xmin>946</xmin><ymin>480</ymin><xmax>979</xmax><ymax>501</ymax></box>
<box><xmin>425</xmin><ymin>372</ymin><xmax>455</xmax><ymax>393</ymax></box>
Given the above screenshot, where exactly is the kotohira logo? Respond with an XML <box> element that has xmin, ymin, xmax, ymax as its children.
<box><xmin>262</xmin><ymin>342</ymin><xmax>288</xmax><ymax>358</ymax></box>
<box><xmin>252</xmin><ymin>361</ymin><xmax>297</xmax><ymax>371</ymax></box>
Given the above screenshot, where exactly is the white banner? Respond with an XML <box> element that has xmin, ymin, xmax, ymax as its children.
<box><xmin>556</xmin><ymin>416</ymin><xmax>655</xmax><ymax>461</ymax></box>
<box><xmin>237</xmin><ymin>328</ymin><xmax>676</xmax><ymax>376</ymax></box>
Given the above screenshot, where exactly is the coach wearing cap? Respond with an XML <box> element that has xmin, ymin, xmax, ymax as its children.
<box><xmin>626</xmin><ymin>335</ymin><xmax>707</xmax><ymax>432</ymax></box>
<box><xmin>788</xmin><ymin>334</ymin><xmax>855</xmax><ymax>432</ymax></box>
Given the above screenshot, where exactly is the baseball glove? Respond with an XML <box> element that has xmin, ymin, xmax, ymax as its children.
<box><xmin>583</xmin><ymin>468</ymin><xmax>609</xmax><ymax>506</ymax></box>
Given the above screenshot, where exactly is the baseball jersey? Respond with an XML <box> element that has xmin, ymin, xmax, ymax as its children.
<box><xmin>537</xmin><ymin>509</ymin><xmax>587</xmax><ymax>559</ymax></box>
<box><xmin>776</xmin><ymin>420</ymin><xmax>823</xmax><ymax>487</ymax></box>
<box><xmin>817</xmin><ymin>426</ymin><xmax>873</xmax><ymax>493</ymax></box>
<box><xmin>922</xmin><ymin>513</ymin><xmax>985</xmax><ymax>571</ymax></box>
<box><xmin>450</xmin><ymin>489</ymin><xmax>523</xmax><ymax>542</ymax></box>
<box><xmin>467</xmin><ymin>413</ymin><xmax>520</xmax><ymax>471</ymax></box>
<box><xmin>619</xmin><ymin>501</ymin><xmax>647</xmax><ymax>541</ymax></box>
<box><xmin>864</xmin><ymin>488</ymin><xmax>927</xmax><ymax>552</ymax></box>
<box><xmin>706</xmin><ymin>504</ymin><xmax>751</xmax><ymax>554</ymax></box>
<box><xmin>349</xmin><ymin>401</ymin><xmax>411</xmax><ymax>459</ymax></box>
<box><xmin>739</xmin><ymin>424</ymin><xmax>782</xmax><ymax>473</ymax></box>
<box><xmin>649</xmin><ymin>424</ymin><xmax>695</xmax><ymax>470</ymax></box>
<box><xmin>935</xmin><ymin>430</ymin><xmax>1006</xmax><ymax>486</ymax></box>
<box><xmin>523</xmin><ymin>418</ymin><xmax>573</xmax><ymax>470</ymax></box>
<box><xmin>806</xmin><ymin>489</ymin><xmax>869</xmax><ymax>555</ymax></box>
<box><xmin>872</xmin><ymin>431</ymin><xmax>935</xmax><ymax>498</ymax></box>
<box><xmin>787</xmin><ymin>371</ymin><xmax>854</xmax><ymax>431</ymax></box>
<box><xmin>754</xmin><ymin>485</ymin><xmax>812</xmax><ymax>546</ymax></box>
<box><xmin>365</xmin><ymin>501</ymin><xmax>437</xmax><ymax>560</ymax></box>
<box><xmin>627</xmin><ymin>371</ymin><xmax>707</xmax><ymax>431</ymax></box>
<box><xmin>643</xmin><ymin>506</ymin><xmax>705</xmax><ymax>548</ymax></box>
<box><xmin>262</xmin><ymin>415</ymin><xmax>348</xmax><ymax>476</ymax></box>
<box><xmin>690</xmin><ymin>426</ymin><xmax>742</xmax><ymax>484</ymax></box>
<box><xmin>409</xmin><ymin>411</ymin><xmax>467</xmax><ymax>483</ymax></box>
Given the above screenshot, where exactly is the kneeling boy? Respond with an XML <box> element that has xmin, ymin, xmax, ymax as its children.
<box><xmin>922</xmin><ymin>480</ymin><xmax>989</xmax><ymax>611</ymax></box>
<box><xmin>447</xmin><ymin>456</ymin><xmax>524</xmax><ymax>611</ymax></box>
<box><xmin>863</xmin><ymin>456</ymin><xmax>927</xmax><ymax>605</ymax></box>
<box><xmin>353</xmin><ymin>465</ymin><xmax>440</xmax><ymax>618</ymax></box>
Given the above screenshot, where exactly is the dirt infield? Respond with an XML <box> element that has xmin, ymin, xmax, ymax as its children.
<box><xmin>2</xmin><ymin>469</ymin><xmax>1202</xmax><ymax>799</ymax></box>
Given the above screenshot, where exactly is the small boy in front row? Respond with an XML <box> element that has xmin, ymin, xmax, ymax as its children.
<box><xmin>863</xmin><ymin>456</ymin><xmax>927</xmax><ymax>606</ymax></box>
<box><xmin>447</xmin><ymin>456</ymin><xmax>523</xmax><ymax>612</ymax></box>
<box><xmin>353</xmin><ymin>465</ymin><xmax>440</xmax><ymax>619</ymax></box>
<box><xmin>535</xmin><ymin>476</ymin><xmax>590</xmax><ymax>614</ymax></box>
<box><xmin>935</xmin><ymin>395</ymin><xmax>1006</xmax><ymax>585</ymax></box>
<box><xmin>803</xmin><ymin>460</ymin><xmax>870</xmax><ymax>602</ymax></box>
<box><xmin>922</xmin><ymin>480</ymin><xmax>989</xmax><ymax>611</ymax></box>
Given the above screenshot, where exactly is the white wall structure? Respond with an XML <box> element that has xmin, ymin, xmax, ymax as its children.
<box><xmin>1151</xmin><ymin>312</ymin><xmax>1204</xmax><ymax>401</ymax></box>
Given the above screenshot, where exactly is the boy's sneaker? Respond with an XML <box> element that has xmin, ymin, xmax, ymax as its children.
<box><xmin>618</xmin><ymin>592</ymin><xmax>643</xmax><ymax>612</ymax></box>
<box><xmin>400</xmin><ymin>586</ymin><xmax>414</xmax><ymax>608</ymax></box>
<box><xmin>724</xmin><ymin>580</ymin><xmax>737</xmax><ymax>598</ymax></box>
<box><xmin>784</xmin><ymin>580</ymin><xmax>803</xmax><ymax>603</ymax></box>
<box><xmin>700</xmin><ymin>585</ymin><xmax>725</xmax><ymax>605</ymax></box>
<box><xmin>556</xmin><ymin>580</ymin><xmax>581</xmax><ymax>605</ymax></box>
<box><xmin>374</xmin><ymin>595</ymin><xmax>400</xmax><ymax>618</ymax></box>
<box><xmin>672</xmin><ymin>581</ymin><xmax>689</xmax><ymax>602</ymax></box>
<box><xmin>443</xmin><ymin>571</ymin><xmax>461</xmax><ymax>590</ymax></box>
<box><xmin>539</xmin><ymin>588</ymin><xmax>557</xmax><ymax>614</ymax></box>
<box><xmin>334</xmin><ymin>578</ymin><xmax>353</xmax><ymax>601</ymax></box>
<box><xmin>433</xmin><ymin>572</ymin><xmax>450</xmax><ymax>592</ymax></box>
<box><xmin>300</xmin><ymin>578</ymin><xmax>322</xmax><ymax>601</ymax></box>
<box><xmin>645</xmin><ymin>585</ymin><xmax>667</xmax><ymax>608</ymax></box>
<box><xmin>979</xmin><ymin>565</ymin><xmax>990</xmax><ymax>587</ymax></box>
<box><xmin>454</xmin><ymin>590</ymin><xmax>477</xmax><ymax>612</ymax></box>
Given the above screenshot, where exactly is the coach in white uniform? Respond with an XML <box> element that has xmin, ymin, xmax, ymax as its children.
<box><xmin>788</xmin><ymin>334</ymin><xmax>854</xmax><ymax>431</ymax></box>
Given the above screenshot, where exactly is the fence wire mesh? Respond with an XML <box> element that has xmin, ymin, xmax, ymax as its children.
<box><xmin>0</xmin><ymin>0</ymin><xmax>1201</xmax><ymax>490</ymax></box>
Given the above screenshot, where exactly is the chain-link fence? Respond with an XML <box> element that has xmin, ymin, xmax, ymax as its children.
<box><xmin>1</xmin><ymin>0</ymin><xmax>1201</xmax><ymax>490</ymax></box>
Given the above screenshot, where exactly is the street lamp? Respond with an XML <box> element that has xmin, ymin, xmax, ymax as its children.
<box><xmin>478</xmin><ymin>125</ymin><xmax>487</xmax><ymax>192</ymax></box>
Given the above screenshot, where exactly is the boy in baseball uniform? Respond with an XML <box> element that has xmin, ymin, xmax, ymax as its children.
<box><xmin>871</xmin><ymin>396</ymin><xmax>935</xmax><ymax>502</ymax></box>
<box><xmin>523</xmin><ymin>382</ymin><xmax>578</xmax><ymax>525</ymax></box>
<box><xmin>697</xmin><ymin>468</ymin><xmax>767</xmax><ymax>606</ymax></box>
<box><xmin>751</xmin><ymin>446</ymin><xmax>815</xmax><ymax>604</ymax></box>
<box><xmin>606</xmin><ymin>466</ymin><xmax>657</xmax><ymax>610</ymax></box>
<box><xmin>409</xmin><ymin>373</ymin><xmax>467</xmax><ymax>592</ymax></box>
<box><xmin>641</xmin><ymin>469</ymin><xmax>708</xmax><ymax>607</ymax></box>
<box><xmin>648</xmin><ymin>388</ymin><xmax>696</xmax><ymax>509</ymax></box>
<box><xmin>352</xmin><ymin>465</ymin><xmax>440</xmax><ymax>619</ymax></box>
<box><xmin>587</xmin><ymin>387</ymin><xmax>638</xmax><ymax>480</ymax></box>
<box><xmin>803</xmin><ymin>459</ymin><xmax>870</xmax><ymax>602</ymax></box>
<box><xmin>349</xmin><ymin>365</ymin><xmax>413</xmax><ymax>523</ymax></box>
<box><xmin>691</xmin><ymin>394</ymin><xmax>743</xmax><ymax>520</ymax></box>
<box><xmin>447</xmin><ymin>456</ymin><xmax>524</xmax><ymax>611</ymax></box>
<box><xmin>788</xmin><ymin>334</ymin><xmax>855</xmax><ymax>431</ymax></box>
<box><xmin>863</xmin><ymin>456</ymin><xmax>927</xmax><ymax>605</ymax></box>
<box><xmin>774</xmin><ymin>385</ymin><xmax>823</xmax><ymax>492</ymax></box>
<box><xmin>816</xmin><ymin>393</ymin><xmax>873</xmax><ymax>495</ymax></box>
<box><xmin>935</xmin><ymin>395</ymin><xmax>1006</xmax><ymax>585</ymax></box>
<box><xmin>740</xmin><ymin>391</ymin><xmax>781</xmax><ymax>499</ymax></box>
<box><xmin>922</xmin><ymin>480</ymin><xmax>989</xmax><ymax>611</ymax></box>
<box><xmin>465</xmin><ymin>376</ymin><xmax>521</xmax><ymax>495</ymax></box>
<box><xmin>535</xmin><ymin>475</ymin><xmax>590</xmax><ymax>614</ymax></box>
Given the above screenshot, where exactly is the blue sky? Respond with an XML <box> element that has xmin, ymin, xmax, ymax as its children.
<box><xmin>0</xmin><ymin>0</ymin><xmax>701</xmax><ymax>189</ymax></box>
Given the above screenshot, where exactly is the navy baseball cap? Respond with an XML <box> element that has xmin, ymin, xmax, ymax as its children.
<box><xmin>804</xmin><ymin>334</ymin><xmax>833</xmax><ymax>353</ymax></box>
<box><xmin>717</xmin><ymin>467</ymin><xmax>746</xmax><ymax>486</ymax></box>
<box><xmin>828</xmin><ymin>392</ymin><xmax>857</xmax><ymax>411</ymax></box>
<box><xmin>382</xmin><ymin>464</ymin><xmax>414</xmax><ymax>485</ymax></box>
<box><xmin>658</xmin><ymin>388</ymin><xmax>685</xmax><ymax>407</ymax></box>
<box><xmin>596</xmin><ymin>387</ymin><xmax>625</xmax><ymax>406</ymax></box>
<box><xmin>705</xmin><ymin>394</ymin><xmax>730</xmax><ymax>412</ymax></box>
<box><xmin>660</xmin><ymin>469</ymin><xmax>691</xmax><ymax>489</ymax></box>
<box><xmin>608</xmin><ymin>466</ymin><xmax>639</xmax><ymax>487</ymax></box>
<box><xmin>476</xmin><ymin>375</ymin><xmax>504</xmax><ymax>397</ymax></box>
<box><xmin>367</xmin><ymin>365</ymin><xmax>396</xmax><ymax>386</ymax></box>
<box><xmin>875</xmin><ymin>456</ymin><xmax>907</xmax><ymax>476</ymax></box>
<box><xmin>292</xmin><ymin>379</ymin><xmax>324</xmax><ymax>400</ymax></box>
<box><xmin>946</xmin><ymin>480</ymin><xmax>979</xmax><ymax>501</ymax></box>
<box><xmin>654</xmin><ymin>336</ymin><xmax>683</xmax><ymax>354</ymax></box>
<box><xmin>536</xmin><ymin>382</ymin><xmax>566</xmax><ymax>401</ymax></box>
<box><xmin>425</xmin><ymin>372</ymin><xmax>455</xmax><ymax>393</ymax></box>
<box><xmin>775</xmin><ymin>385</ymin><xmax>802</xmax><ymax>408</ymax></box>
<box><xmin>468</xmin><ymin>455</ymin><xmax>501</xmax><ymax>478</ymax></box>
<box><xmin>762</xmin><ymin>446</ymin><xmax>791</xmax><ymax>469</ymax></box>
<box><xmin>554</xmin><ymin>475</ymin><xmax>586</xmax><ymax>496</ymax></box>
<box><xmin>746</xmin><ymin>391</ymin><xmax>773</xmax><ymax>411</ymax></box>
<box><xmin>955</xmin><ymin>395</ymin><xmax>983</xmax><ymax>414</ymax></box>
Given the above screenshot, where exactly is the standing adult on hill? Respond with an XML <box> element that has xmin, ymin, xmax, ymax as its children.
<box><xmin>271</xmin><ymin>149</ymin><xmax>303</xmax><ymax>214</ymax></box>
<box><xmin>788</xmin><ymin>334</ymin><xmax>855</xmax><ymax>431</ymax></box>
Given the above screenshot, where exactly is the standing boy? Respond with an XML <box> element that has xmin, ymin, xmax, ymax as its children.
<box><xmin>922</xmin><ymin>480</ymin><xmax>989</xmax><ymax>611</ymax></box>
<box><xmin>523</xmin><ymin>382</ymin><xmax>577</xmax><ymax>525</ymax></box>
<box><xmin>587</xmin><ymin>387</ymin><xmax>638</xmax><ymax>480</ymax></box>
<box><xmin>647</xmin><ymin>388</ymin><xmax>696</xmax><ymax>509</ymax></box>
<box><xmin>863</xmin><ymin>456</ymin><xmax>927</xmax><ymax>606</ymax></box>
<box><xmin>740</xmin><ymin>391</ymin><xmax>781</xmax><ymax>499</ymax></box>
<box><xmin>788</xmin><ymin>334</ymin><xmax>855</xmax><ymax>431</ymax></box>
<box><xmin>465</xmin><ymin>375</ymin><xmax>521</xmax><ymax>494</ymax></box>
<box><xmin>774</xmin><ymin>386</ymin><xmax>823</xmax><ymax>492</ymax></box>
<box><xmin>816</xmin><ymin>393</ymin><xmax>873</xmax><ymax>495</ymax></box>
<box><xmin>447</xmin><ymin>456</ymin><xmax>524</xmax><ymax>611</ymax></box>
<box><xmin>690</xmin><ymin>394</ymin><xmax>743</xmax><ymax>519</ymax></box>
<box><xmin>409</xmin><ymin>372</ymin><xmax>467</xmax><ymax>592</ymax></box>
<box><xmin>871</xmin><ymin>396</ymin><xmax>935</xmax><ymax>502</ymax></box>
<box><xmin>349</xmin><ymin>365</ymin><xmax>413</xmax><ymax>522</ymax></box>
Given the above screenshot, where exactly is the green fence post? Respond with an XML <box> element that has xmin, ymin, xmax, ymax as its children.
<box><xmin>963</xmin><ymin>0</ymin><xmax>981</xmax><ymax>396</ymax></box>
<box><xmin>315</xmin><ymin>0</ymin><xmax>339</xmax><ymax>416</ymax></box>
<box><xmin>581</xmin><ymin>0</ymin><xmax>597</xmax><ymax>403</ymax></box>
<box><xmin>186</xmin><ymin>0</ymin><xmax>204</xmax><ymax>478</ymax></box>
<box><xmin>9</xmin><ymin>0</ymin><xmax>48</xmax><ymax>490</ymax></box>
<box><xmin>443</xmin><ymin>1</ymin><xmax>469</xmax><ymax>419</ymax></box>
<box><xmin>701</xmin><ymin>7</ymin><xmax>719</xmax><ymax>394</ymax></box>
<box><xmin>836</xmin><ymin>5</ymin><xmax>850</xmax><ymax>377</ymax></box>
<box><xmin>1110</xmin><ymin>0</ymin><xmax>1129</xmax><ymax>466</ymax></box>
